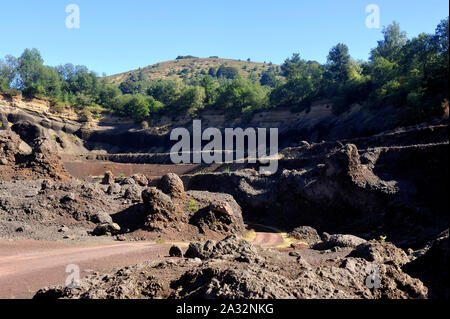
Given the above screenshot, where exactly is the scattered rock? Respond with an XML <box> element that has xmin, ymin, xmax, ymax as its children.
<box><xmin>120</xmin><ymin>177</ymin><xmax>135</xmax><ymax>185</ymax></box>
<box><xmin>90</xmin><ymin>212</ymin><xmax>113</xmax><ymax>224</ymax></box>
<box><xmin>41</xmin><ymin>179</ymin><xmax>54</xmax><ymax>191</ymax></box>
<box><xmin>115</xmin><ymin>235</ymin><xmax>127</xmax><ymax>241</ymax></box>
<box><xmin>313</xmin><ymin>234</ymin><xmax>366</xmax><ymax>250</ymax></box>
<box><xmin>289</xmin><ymin>226</ymin><xmax>321</xmax><ymax>245</ymax></box>
<box><xmin>403</xmin><ymin>230</ymin><xmax>449</xmax><ymax>299</ymax></box>
<box><xmin>58</xmin><ymin>225</ymin><xmax>70</xmax><ymax>233</ymax></box>
<box><xmin>169</xmin><ymin>245</ymin><xmax>183</xmax><ymax>257</ymax></box>
<box><xmin>102</xmin><ymin>171</ymin><xmax>114</xmax><ymax>185</ymax></box>
<box><xmin>92</xmin><ymin>223</ymin><xmax>121</xmax><ymax>236</ymax></box>
<box><xmin>349</xmin><ymin>241</ymin><xmax>409</xmax><ymax>266</ymax></box>
<box><xmin>142</xmin><ymin>187</ymin><xmax>176</xmax><ymax>230</ymax></box>
<box><xmin>159</xmin><ymin>173</ymin><xmax>185</xmax><ymax>197</ymax></box>
<box><xmin>106</xmin><ymin>183</ymin><xmax>121</xmax><ymax>195</ymax></box>
<box><xmin>123</xmin><ymin>184</ymin><xmax>142</xmax><ymax>201</ymax></box>
<box><xmin>131</xmin><ymin>174</ymin><xmax>148</xmax><ymax>186</ymax></box>
<box><xmin>190</xmin><ymin>201</ymin><xmax>243</xmax><ymax>235</ymax></box>
<box><xmin>184</xmin><ymin>235</ymin><xmax>258</xmax><ymax>262</ymax></box>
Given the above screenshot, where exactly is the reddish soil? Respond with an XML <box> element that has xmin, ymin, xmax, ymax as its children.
<box><xmin>63</xmin><ymin>161</ymin><xmax>202</xmax><ymax>179</ymax></box>
<box><xmin>0</xmin><ymin>233</ymin><xmax>283</xmax><ymax>299</ymax></box>
<box><xmin>0</xmin><ymin>240</ymin><xmax>172</xmax><ymax>299</ymax></box>
<box><xmin>63</xmin><ymin>161</ymin><xmax>200</xmax><ymax>178</ymax></box>
<box><xmin>253</xmin><ymin>232</ymin><xmax>284</xmax><ymax>247</ymax></box>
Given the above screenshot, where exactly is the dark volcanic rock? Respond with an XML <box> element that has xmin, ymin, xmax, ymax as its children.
<box><xmin>313</xmin><ymin>233</ymin><xmax>367</xmax><ymax>250</ymax></box>
<box><xmin>190</xmin><ymin>201</ymin><xmax>244</xmax><ymax>235</ymax></box>
<box><xmin>90</xmin><ymin>212</ymin><xmax>113</xmax><ymax>224</ymax></box>
<box><xmin>102</xmin><ymin>171</ymin><xmax>114</xmax><ymax>185</ymax></box>
<box><xmin>131</xmin><ymin>174</ymin><xmax>149</xmax><ymax>186</ymax></box>
<box><xmin>184</xmin><ymin>234</ymin><xmax>258</xmax><ymax>262</ymax></box>
<box><xmin>0</xmin><ymin>130</ymin><xmax>27</xmax><ymax>164</ymax></box>
<box><xmin>186</xmin><ymin>128</ymin><xmax>449</xmax><ymax>251</ymax></box>
<box><xmin>159</xmin><ymin>173</ymin><xmax>185</xmax><ymax>197</ymax></box>
<box><xmin>169</xmin><ymin>245</ymin><xmax>183</xmax><ymax>257</ymax></box>
<box><xmin>289</xmin><ymin>226</ymin><xmax>321</xmax><ymax>245</ymax></box>
<box><xmin>28</xmin><ymin>137</ymin><xmax>71</xmax><ymax>181</ymax></box>
<box><xmin>141</xmin><ymin>187</ymin><xmax>177</xmax><ymax>230</ymax></box>
<box><xmin>123</xmin><ymin>184</ymin><xmax>142</xmax><ymax>202</ymax></box>
<box><xmin>403</xmin><ymin>230</ymin><xmax>449</xmax><ymax>299</ymax></box>
<box><xmin>92</xmin><ymin>222</ymin><xmax>121</xmax><ymax>236</ymax></box>
<box><xmin>350</xmin><ymin>241</ymin><xmax>409</xmax><ymax>266</ymax></box>
<box><xmin>11</xmin><ymin>120</ymin><xmax>45</xmax><ymax>145</ymax></box>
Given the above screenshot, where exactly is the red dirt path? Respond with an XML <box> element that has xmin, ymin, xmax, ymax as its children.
<box><xmin>0</xmin><ymin>233</ymin><xmax>283</xmax><ymax>299</ymax></box>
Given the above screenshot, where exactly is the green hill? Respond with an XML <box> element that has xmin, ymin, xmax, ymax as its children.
<box><xmin>106</xmin><ymin>57</ymin><xmax>279</xmax><ymax>84</ymax></box>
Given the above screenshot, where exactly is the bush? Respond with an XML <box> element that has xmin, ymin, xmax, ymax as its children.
<box><xmin>216</xmin><ymin>65</ymin><xmax>239</xmax><ymax>79</ymax></box>
<box><xmin>78</xmin><ymin>109</ymin><xmax>93</xmax><ymax>122</ymax></box>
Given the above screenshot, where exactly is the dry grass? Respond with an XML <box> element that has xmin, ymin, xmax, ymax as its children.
<box><xmin>241</xmin><ymin>229</ymin><xmax>257</xmax><ymax>242</ymax></box>
<box><xmin>107</xmin><ymin>57</ymin><xmax>276</xmax><ymax>84</ymax></box>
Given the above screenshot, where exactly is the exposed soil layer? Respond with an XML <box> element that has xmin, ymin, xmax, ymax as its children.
<box><xmin>63</xmin><ymin>161</ymin><xmax>202</xmax><ymax>180</ymax></box>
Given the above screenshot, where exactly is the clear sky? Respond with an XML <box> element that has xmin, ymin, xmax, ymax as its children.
<box><xmin>0</xmin><ymin>0</ymin><xmax>448</xmax><ymax>75</ymax></box>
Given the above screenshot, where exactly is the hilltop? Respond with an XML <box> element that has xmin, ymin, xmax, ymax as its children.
<box><xmin>106</xmin><ymin>56</ymin><xmax>279</xmax><ymax>84</ymax></box>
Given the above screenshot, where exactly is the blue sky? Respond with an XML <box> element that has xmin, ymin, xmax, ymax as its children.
<box><xmin>0</xmin><ymin>0</ymin><xmax>448</xmax><ymax>75</ymax></box>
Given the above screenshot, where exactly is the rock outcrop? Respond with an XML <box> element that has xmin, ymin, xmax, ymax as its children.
<box><xmin>186</xmin><ymin>123</ymin><xmax>449</xmax><ymax>250</ymax></box>
<box><xmin>33</xmin><ymin>235</ymin><xmax>428</xmax><ymax>299</ymax></box>
<box><xmin>139</xmin><ymin>174</ymin><xmax>245</xmax><ymax>236</ymax></box>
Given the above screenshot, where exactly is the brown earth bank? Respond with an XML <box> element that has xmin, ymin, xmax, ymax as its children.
<box><xmin>1</xmin><ymin>97</ymin><xmax>435</xmax><ymax>154</ymax></box>
<box><xmin>1</xmin><ymin>103</ymin><xmax>449</xmax><ymax>299</ymax></box>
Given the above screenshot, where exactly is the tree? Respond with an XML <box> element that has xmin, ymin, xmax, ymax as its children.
<box><xmin>216</xmin><ymin>65</ymin><xmax>239</xmax><ymax>79</ymax></box>
<box><xmin>125</xmin><ymin>95</ymin><xmax>151</xmax><ymax>122</ymax></box>
<box><xmin>0</xmin><ymin>55</ymin><xmax>18</xmax><ymax>91</ymax></box>
<box><xmin>200</xmin><ymin>76</ymin><xmax>219</xmax><ymax>105</ymax></box>
<box><xmin>326</xmin><ymin>43</ymin><xmax>351</xmax><ymax>83</ymax></box>
<box><xmin>370</xmin><ymin>21</ymin><xmax>407</xmax><ymax>61</ymax></box>
<box><xmin>17</xmin><ymin>48</ymin><xmax>44</xmax><ymax>91</ymax></box>
<box><xmin>270</xmin><ymin>75</ymin><xmax>315</xmax><ymax>110</ymax></box>
<box><xmin>173</xmin><ymin>86</ymin><xmax>206</xmax><ymax>115</ymax></box>
<box><xmin>97</xmin><ymin>80</ymin><xmax>121</xmax><ymax>106</ymax></box>
<box><xmin>119</xmin><ymin>73</ymin><xmax>143</xmax><ymax>95</ymax></box>
<box><xmin>260</xmin><ymin>71</ymin><xmax>277</xmax><ymax>87</ymax></box>
<box><xmin>434</xmin><ymin>17</ymin><xmax>449</xmax><ymax>56</ymax></box>
<box><xmin>215</xmin><ymin>78</ymin><xmax>268</xmax><ymax>115</ymax></box>
<box><xmin>280</xmin><ymin>53</ymin><xmax>306</xmax><ymax>79</ymax></box>
<box><xmin>208</xmin><ymin>67</ymin><xmax>217</xmax><ymax>77</ymax></box>
<box><xmin>147</xmin><ymin>79</ymin><xmax>182</xmax><ymax>105</ymax></box>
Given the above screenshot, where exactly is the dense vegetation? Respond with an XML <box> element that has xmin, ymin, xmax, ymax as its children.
<box><xmin>1</xmin><ymin>18</ymin><xmax>448</xmax><ymax>124</ymax></box>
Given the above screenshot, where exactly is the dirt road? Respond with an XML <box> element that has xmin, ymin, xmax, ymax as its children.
<box><xmin>0</xmin><ymin>232</ymin><xmax>284</xmax><ymax>299</ymax></box>
<box><xmin>0</xmin><ymin>240</ymin><xmax>170</xmax><ymax>299</ymax></box>
<box><xmin>252</xmin><ymin>232</ymin><xmax>284</xmax><ymax>247</ymax></box>
<box><xmin>63</xmin><ymin>161</ymin><xmax>202</xmax><ymax>179</ymax></box>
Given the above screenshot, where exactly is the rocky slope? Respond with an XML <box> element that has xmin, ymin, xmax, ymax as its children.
<box><xmin>33</xmin><ymin>235</ymin><xmax>429</xmax><ymax>299</ymax></box>
<box><xmin>186</xmin><ymin>121</ymin><xmax>449</xmax><ymax>250</ymax></box>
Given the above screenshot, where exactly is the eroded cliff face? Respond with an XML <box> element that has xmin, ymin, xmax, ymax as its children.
<box><xmin>1</xmin><ymin>94</ymin><xmax>414</xmax><ymax>156</ymax></box>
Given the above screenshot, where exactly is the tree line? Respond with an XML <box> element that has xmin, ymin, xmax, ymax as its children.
<box><xmin>0</xmin><ymin>18</ymin><xmax>448</xmax><ymax>124</ymax></box>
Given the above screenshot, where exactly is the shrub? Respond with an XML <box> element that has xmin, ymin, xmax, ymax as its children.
<box><xmin>188</xmin><ymin>199</ymin><xmax>199</xmax><ymax>212</ymax></box>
